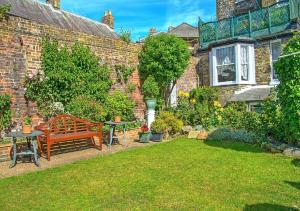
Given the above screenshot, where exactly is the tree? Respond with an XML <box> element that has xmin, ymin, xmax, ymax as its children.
<box><xmin>118</xmin><ymin>28</ymin><xmax>132</xmax><ymax>44</ymax></box>
<box><xmin>139</xmin><ymin>34</ymin><xmax>190</xmax><ymax>107</ymax></box>
<box><xmin>275</xmin><ymin>34</ymin><xmax>300</xmax><ymax>143</ymax></box>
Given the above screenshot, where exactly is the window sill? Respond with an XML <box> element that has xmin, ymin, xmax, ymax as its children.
<box><xmin>213</xmin><ymin>81</ymin><xmax>256</xmax><ymax>86</ymax></box>
<box><xmin>269</xmin><ymin>80</ymin><xmax>280</xmax><ymax>86</ymax></box>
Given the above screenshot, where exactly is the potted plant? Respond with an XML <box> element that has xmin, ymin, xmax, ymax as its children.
<box><xmin>150</xmin><ymin>119</ymin><xmax>167</xmax><ymax>142</ymax></box>
<box><xmin>22</xmin><ymin>115</ymin><xmax>32</xmax><ymax>134</ymax></box>
<box><xmin>114</xmin><ymin>112</ymin><xmax>121</xmax><ymax>123</ymax></box>
<box><xmin>142</xmin><ymin>76</ymin><xmax>160</xmax><ymax>109</ymax></box>
<box><xmin>139</xmin><ymin>124</ymin><xmax>151</xmax><ymax>143</ymax></box>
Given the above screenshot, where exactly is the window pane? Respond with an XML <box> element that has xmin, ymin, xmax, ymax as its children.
<box><xmin>216</xmin><ymin>46</ymin><xmax>236</xmax><ymax>82</ymax></box>
<box><xmin>271</xmin><ymin>42</ymin><xmax>281</xmax><ymax>60</ymax></box>
<box><xmin>271</xmin><ymin>42</ymin><xmax>281</xmax><ymax>80</ymax></box>
<box><xmin>241</xmin><ymin>46</ymin><xmax>249</xmax><ymax>81</ymax></box>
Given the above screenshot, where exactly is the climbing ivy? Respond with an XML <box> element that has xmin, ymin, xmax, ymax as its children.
<box><xmin>275</xmin><ymin>34</ymin><xmax>300</xmax><ymax>143</ymax></box>
<box><xmin>0</xmin><ymin>94</ymin><xmax>11</xmax><ymax>137</ymax></box>
<box><xmin>25</xmin><ymin>39</ymin><xmax>112</xmax><ymax>117</ymax></box>
<box><xmin>0</xmin><ymin>4</ymin><xmax>10</xmax><ymax>19</ymax></box>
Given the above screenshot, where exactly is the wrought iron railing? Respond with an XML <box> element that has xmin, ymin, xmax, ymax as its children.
<box><xmin>199</xmin><ymin>0</ymin><xmax>300</xmax><ymax>48</ymax></box>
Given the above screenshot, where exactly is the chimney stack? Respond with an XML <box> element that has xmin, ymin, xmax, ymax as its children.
<box><xmin>46</xmin><ymin>0</ymin><xmax>60</xmax><ymax>10</ymax></box>
<box><xmin>149</xmin><ymin>27</ymin><xmax>157</xmax><ymax>36</ymax></box>
<box><xmin>102</xmin><ymin>10</ymin><xmax>114</xmax><ymax>30</ymax></box>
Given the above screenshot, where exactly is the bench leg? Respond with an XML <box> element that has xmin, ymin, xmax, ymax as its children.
<box><xmin>47</xmin><ymin>142</ymin><xmax>52</xmax><ymax>161</ymax></box>
<box><xmin>37</xmin><ymin>136</ymin><xmax>42</xmax><ymax>154</ymax></box>
<box><xmin>98</xmin><ymin>133</ymin><xmax>102</xmax><ymax>150</ymax></box>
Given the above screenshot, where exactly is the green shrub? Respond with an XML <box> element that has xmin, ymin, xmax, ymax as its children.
<box><xmin>207</xmin><ymin>128</ymin><xmax>260</xmax><ymax>144</ymax></box>
<box><xmin>190</xmin><ymin>87</ymin><xmax>219</xmax><ymax>104</ymax></box>
<box><xmin>0</xmin><ymin>4</ymin><xmax>10</xmax><ymax>19</ymax></box>
<box><xmin>0</xmin><ymin>94</ymin><xmax>11</xmax><ymax>136</ymax></box>
<box><xmin>207</xmin><ymin>128</ymin><xmax>232</xmax><ymax>141</ymax></box>
<box><xmin>25</xmin><ymin>40</ymin><xmax>112</xmax><ymax>115</ymax></box>
<box><xmin>155</xmin><ymin>111</ymin><xmax>183</xmax><ymax>135</ymax></box>
<box><xmin>151</xmin><ymin>118</ymin><xmax>168</xmax><ymax>133</ymax></box>
<box><xmin>275</xmin><ymin>34</ymin><xmax>300</xmax><ymax>143</ymax></box>
<box><xmin>142</xmin><ymin>76</ymin><xmax>160</xmax><ymax>99</ymax></box>
<box><xmin>261</xmin><ymin>94</ymin><xmax>286</xmax><ymax>141</ymax></box>
<box><xmin>230</xmin><ymin>129</ymin><xmax>259</xmax><ymax>144</ymax></box>
<box><xmin>66</xmin><ymin>96</ymin><xmax>106</xmax><ymax>122</ymax></box>
<box><xmin>118</xmin><ymin>28</ymin><xmax>132</xmax><ymax>44</ymax></box>
<box><xmin>105</xmin><ymin>91</ymin><xmax>135</xmax><ymax>121</ymax></box>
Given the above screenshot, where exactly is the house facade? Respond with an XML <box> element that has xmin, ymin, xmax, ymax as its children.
<box><xmin>198</xmin><ymin>0</ymin><xmax>299</xmax><ymax>110</ymax></box>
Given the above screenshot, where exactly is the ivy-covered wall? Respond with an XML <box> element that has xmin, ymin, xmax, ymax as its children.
<box><xmin>0</xmin><ymin>15</ymin><xmax>144</xmax><ymax>125</ymax></box>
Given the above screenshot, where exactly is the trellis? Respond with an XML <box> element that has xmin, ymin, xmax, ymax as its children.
<box><xmin>199</xmin><ymin>0</ymin><xmax>300</xmax><ymax>48</ymax></box>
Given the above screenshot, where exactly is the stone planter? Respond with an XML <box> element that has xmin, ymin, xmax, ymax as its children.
<box><xmin>151</xmin><ymin>133</ymin><xmax>164</xmax><ymax>142</ymax></box>
<box><xmin>139</xmin><ymin>132</ymin><xmax>151</xmax><ymax>143</ymax></box>
<box><xmin>145</xmin><ymin>99</ymin><xmax>157</xmax><ymax>109</ymax></box>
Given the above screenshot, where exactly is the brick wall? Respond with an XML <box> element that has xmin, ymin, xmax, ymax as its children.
<box><xmin>0</xmin><ymin>15</ymin><xmax>145</xmax><ymax>125</ymax></box>
<box><xmin>0</xmin><ymin>144</ymin><xmax>10</xmax><ymax>162</ymax></box>
<box><xmin>177</xmin><ymin>56</ymin><xmax>199</xmax><ymax>93</ymax></box>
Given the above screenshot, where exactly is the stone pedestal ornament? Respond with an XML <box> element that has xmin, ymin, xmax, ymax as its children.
<box><xmin>146</xmin><ymin>99</ymin><xmax>156</xmax><ymax>129</ymax></box>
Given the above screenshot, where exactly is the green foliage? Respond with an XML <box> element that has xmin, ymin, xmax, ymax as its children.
<box><xmin>155</xmin><ymin>111</ymin><xmax>183</xmax><ymax>135</ymax></box>
<box><xmin>151</xmin><ymin>118</ymin><xmax>168</xmax><ymax>133</ymax></box>
<box><xmin>208</xmin><ymin>128</ymin><xmax>259</xmax><ymax>144</ymax></box>
<box><xmin>118</xmin><ymin>28</ymin><xmax>132</xmax><ymax>44</ymax></box>
<box><xmin>0</xmin><ymin>94</ymin><xmax>11</xmax><ymax>133</ymax></box>
<box><xmin>275</xmin><ymin>34</ymin><xmax>300</xmax><ymax>143</ymax></box>
<box><xmin>260</xmin><ymin>95</ymin><xmax>286</xmax><ymax>141</ymax></box>
<box><xmin>25</xmin><ymin>39</ymin><xmax>112</xmax><ymax>117</ymax></box>
<box><xmin>190</xmin><ymin>87</ymin><xmax>219</xmax><ymax>104</ymax></box>
<box><xmin>0</xmin><ymin>4</ymin><xmax>10</xmax><ymax>19</ymax></box>
<box><xmin>139</xmin><ymin>34</ymin><xmax>190</xmax><ymax>105</ymax></box>
<box><xmin>66</xmin><ymin>96</ymin><xmax>106</xmax><ymax>122</ymax></box>
<box><xmin>141</xmin><ymin>76</ymin><xmax>160</xmax><ymax>99</ymax></box>
<box><xmin>207</xmin><ymin>128</ymin><xmax>232</xmax><ymax>141</ymax></box>
<box><xmin>105</xmin><ymin>91</ymin><xmax>135</xmax><ymax>121</ymax></box>
<box><xmin>115</xmin><ymin>65</ymin><xmax>134</xmax><ymax>84</ymax></box>
<box><xmin>127</xmin><ymin>83</ymin><xmax>136</xmax><ymax>93</ymax></box>
<box><xmin>23</xmin><ymin>116</ymin><xmax>32</xmax><ymax>126</ymax></box>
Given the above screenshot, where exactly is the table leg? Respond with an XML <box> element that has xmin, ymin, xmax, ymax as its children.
<box><xmin>109</xmin><ymin>126</ymin><xmax>114</xmax><ymax>147</ymax></box>
<box><xmin>123</xmin><ymin>125</ymin><xmax>127</xmax><ymax>147</ymax></box>
<box><xmin>32</xmin><ymin>140</ymin><xmax>40</xmax><ymax>167</ymax></box>
<box><xmin>9</xmin><ymin>137</ymin><xmax>17</xmax><ymax>168</ymax></box>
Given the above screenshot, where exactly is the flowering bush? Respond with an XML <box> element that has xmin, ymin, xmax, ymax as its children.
<box><xmin>140</xmin><ymin>124</ymin><xmax>149</xmax><ymax>133</ymax></box>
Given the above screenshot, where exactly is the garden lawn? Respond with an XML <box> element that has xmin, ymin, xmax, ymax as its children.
<box><xmin>0</xmin><ymin>139</ymin><xmax>299</xmax><ymax>210</ymax></box>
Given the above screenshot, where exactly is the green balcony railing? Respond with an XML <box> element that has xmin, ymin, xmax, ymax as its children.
<box><xmin>199</xmin><ymin>0</ymin><xmax>300</xmax><ymax>48</ymax></box>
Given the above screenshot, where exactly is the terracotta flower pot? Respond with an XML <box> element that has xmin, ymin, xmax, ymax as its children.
<box><xmin>22</xmin><ymin>125</ymin><xmax>32</xmax><ymax>134</ymax></box>
<box><xmin>114</xmin><ymin>116</ymin><xmax>121</xmax><ymax>123</ymax></box>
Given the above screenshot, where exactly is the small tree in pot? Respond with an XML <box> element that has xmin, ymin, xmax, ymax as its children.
<box><xmin>142</xmin><ymin>75</ymin><xmax>160</xmax><ymax>109</ymax></box>
<box><xmin>151</xmin><ymin>119</ymin><xmax>168</xmax><ymax>142</ymax></box>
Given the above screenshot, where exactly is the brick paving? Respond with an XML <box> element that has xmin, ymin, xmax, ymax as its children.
<box><xmin>0</xmin><ymin>139</ymin><xmax>162</xmax><ymax>179</ymax></box>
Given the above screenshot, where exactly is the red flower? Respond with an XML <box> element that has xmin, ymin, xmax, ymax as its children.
<box><xmin>141</xmin><ymin>124</ymin><xmax>149</xmax><ymax>133</ymax></box>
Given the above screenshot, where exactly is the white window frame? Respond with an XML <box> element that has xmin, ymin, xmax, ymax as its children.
<box><xmin>210</xmin><ymin>43</ymin><xmax>256</xmax><ymax>86</ymax></box>
<box><xmin>270</xmin><ymin>39</ymin><xmax>281</xmax><ymax>85</ymax></box>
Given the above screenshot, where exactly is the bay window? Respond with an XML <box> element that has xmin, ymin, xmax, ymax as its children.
<box><xmin>211</xmin><ymin>43</ymin><xmax>255</xmax><ymax>86</ymax></box>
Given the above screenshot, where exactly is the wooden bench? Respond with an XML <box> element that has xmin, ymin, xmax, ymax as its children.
<box><xmin>35</xmin><ymin>114</ymin><xmax>103</xmax><ymax>161</ymax></box>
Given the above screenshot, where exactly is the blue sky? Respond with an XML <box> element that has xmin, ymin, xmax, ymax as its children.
<box><xmin>40</xmin><ymin>0</ymin><xmax>216</xmax><ymax>41</ymax></box>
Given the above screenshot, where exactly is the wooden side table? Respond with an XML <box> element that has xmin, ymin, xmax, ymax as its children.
<box><xmin>105</xmin><ymin>121</ymin><xmax>127</xmax><ymax>147</ymax></box>
<box><xmin>7</xmin><ymin>131</ymin><xmax>44</xmax><ymax>168</ymax></box>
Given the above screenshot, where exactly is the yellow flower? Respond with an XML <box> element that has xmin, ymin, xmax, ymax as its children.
<box><xmin>185</xmin><ymin>93</ymin><xmax>190</xmax><ymax>98</ymax></box>
<box><xmin>213</xmin><ymin>101</ymin><xmax>222</xmax><ymax>108</ymax></box>
<box><xmin>191</xmin><ymin>99</ymin><xmax>196</xmax><ymax>104</ymax></box>
<box><xmin>217</xmin><ymin>116</ymin><xmax>222</xmax><ymax>121</ymax></box>
<box><xmin>220</xmin><ymin>108</ymin><xmax>224</xmax><ymax>112</ymax></box>
<box><xmin>178</xmin><ymin>90</ymin><xmax>185</xmax><ymax>97</ymax></box>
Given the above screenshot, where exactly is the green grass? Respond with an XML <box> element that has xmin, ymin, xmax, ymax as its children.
<box><xmin>0</xmin><ymin>139</ymin><xmax>299</xmax><ymax>210</ymax></box>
